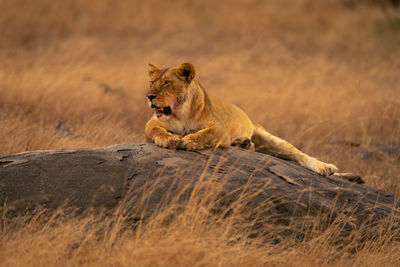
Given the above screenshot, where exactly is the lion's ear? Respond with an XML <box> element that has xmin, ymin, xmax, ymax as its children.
<box><xmin>148</xmin><ymin>64</ymin><xmax>160</xmax><ymax>78</ymax></box>
<box><xmin>175</xmin><ymin>63</ymin><xmax>195</xmax><ymax>82</ymax></box>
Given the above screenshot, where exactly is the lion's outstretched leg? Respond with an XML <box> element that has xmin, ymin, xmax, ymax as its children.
<box><xmin>251</xmin><ymin>124</ymin><xmax>338</xmax><ymax>176</ymax></box>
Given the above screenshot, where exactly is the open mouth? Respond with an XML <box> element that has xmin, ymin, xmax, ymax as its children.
<box><xmin>153</xmin><ymin>106</ymin><xmax>172</xmax><ymax>117</ymax></box>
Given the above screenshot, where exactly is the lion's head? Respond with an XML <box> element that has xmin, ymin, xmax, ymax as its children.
<box><xmin>146</xmin><ymin>63</ymin><xmax>195</xmax><ymax>120</ymax></box>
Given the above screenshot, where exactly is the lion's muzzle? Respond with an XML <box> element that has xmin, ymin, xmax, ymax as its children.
<box><xmin>146</xmin><ymin>95</ymin><xmax>172</xmax><ymax>118</ymax></box>
<box><xmin>151</xmin><ymin>103</ymin><xmax>172</xmax><ymax>118</ymax></box>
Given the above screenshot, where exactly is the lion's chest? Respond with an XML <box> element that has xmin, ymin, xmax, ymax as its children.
<box><xmin>164</xmin><ymin>118</ymin><xmax>202</xmax><ymax>136</ymax></box>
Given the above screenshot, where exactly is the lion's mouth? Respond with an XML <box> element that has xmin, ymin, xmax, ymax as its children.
<box><xmin>153</xmin><ymin>106</ymin><xmax>172</xmax><ymax>117</ymax></box>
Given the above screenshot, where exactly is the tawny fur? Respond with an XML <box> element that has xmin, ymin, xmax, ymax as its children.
<box><xmin>145</xmin><ymin>63</ymin><xmax>338</xmax><ymax>176</ymax></box>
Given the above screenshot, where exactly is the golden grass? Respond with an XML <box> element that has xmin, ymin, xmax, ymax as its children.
<box><xmin>1</xmin><ymin>0</ymin><xmax>400</xmax><ymax>265</ymax></box>
<box><xmin>1</xmin><ymin>182</ymin><xmax>399</xmax><ymax>267</ymax></box>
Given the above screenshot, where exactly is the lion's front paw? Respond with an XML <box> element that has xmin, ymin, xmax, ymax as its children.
<box><xmin>177</xmin><ymin>134</ymin><xmax>203</xmax><ymax>150</ymax></box>
<box><xmin>317</xmin><ymin>162</ymin><xmax>338</xmax><ymax>176</ymax></box>
<box><xmin>154</xmin><ymin>133</ymin><xmax>180</xmax><ymax>149</ymax></box>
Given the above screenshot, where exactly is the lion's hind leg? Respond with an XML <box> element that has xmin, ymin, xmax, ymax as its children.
<box><xmin>251</xmin><ymin>124</ymin><xmax>338</xmax><ymax>176</ymax></box>
<box><xmin>231</xmin><ymin>137</ymin><xmax>255</xmax><ymax>151</ymax></box>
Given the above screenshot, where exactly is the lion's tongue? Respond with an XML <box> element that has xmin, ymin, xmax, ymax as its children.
<box><xmin>155</xmin><ymin>109</ymin><xmax>162</xmax><ymax>118</ymax></box>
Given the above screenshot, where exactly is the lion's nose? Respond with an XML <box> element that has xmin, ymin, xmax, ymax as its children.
<box><xmin>147</xmin><ymin>95</ymin><xmax>156</xmax><ymax>101</ymax></box>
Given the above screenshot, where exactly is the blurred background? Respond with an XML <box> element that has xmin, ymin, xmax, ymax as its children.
<box><xmin>0</xmin><ymin>0</ymin><xmax>399</xmax><ymax>192</ymax></box>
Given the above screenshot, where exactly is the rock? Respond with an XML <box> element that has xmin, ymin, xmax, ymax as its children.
<box><xmin>0</xmin><ymin>143</ymin><xmax>399</xmax><ymax>241</ymax></box>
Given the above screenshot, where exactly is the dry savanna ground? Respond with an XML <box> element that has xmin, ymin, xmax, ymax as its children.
<box><xmin>0</xmin><ymin>0</ymin><xmax>400</xmax><ymax>266</ymax></box>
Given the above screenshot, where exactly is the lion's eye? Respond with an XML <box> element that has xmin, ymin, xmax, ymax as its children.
<box><xmin>163</xmin><ymin>80</ymin><xmax>171</xmax><ymax>86</ymax></box>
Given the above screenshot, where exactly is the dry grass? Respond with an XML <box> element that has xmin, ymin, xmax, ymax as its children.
<box><xmin>1</xmin><ymin>175</ymin><xmax>400</xmax><ymax>267</ymax></box>
<box><xmin>1</xmin><ymin>179</ymin><xmax>400</xmax><ymax>267</ymax></box>
<box><xmin>0</xmin><ymin>0</ymin><xmax>400</xmax><ymax>265</ymax></box>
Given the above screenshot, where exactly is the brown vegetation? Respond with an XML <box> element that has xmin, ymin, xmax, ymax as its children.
<box><xmin>0</xmin><ymin>0</ymin><xmax>399</xmax><ymax>265</ymax></box>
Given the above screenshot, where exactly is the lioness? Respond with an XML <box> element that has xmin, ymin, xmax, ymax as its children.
<box><xmin>145</xmin><ymin>63</ymin><xmax>338</xmax><ymax>176</ymax></box>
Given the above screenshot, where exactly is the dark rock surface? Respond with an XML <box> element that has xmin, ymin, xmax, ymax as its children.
<box><xmin>0</xmin><ymin>143</ymin><xmax>399</xmax><ymax>240</ymax></box>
